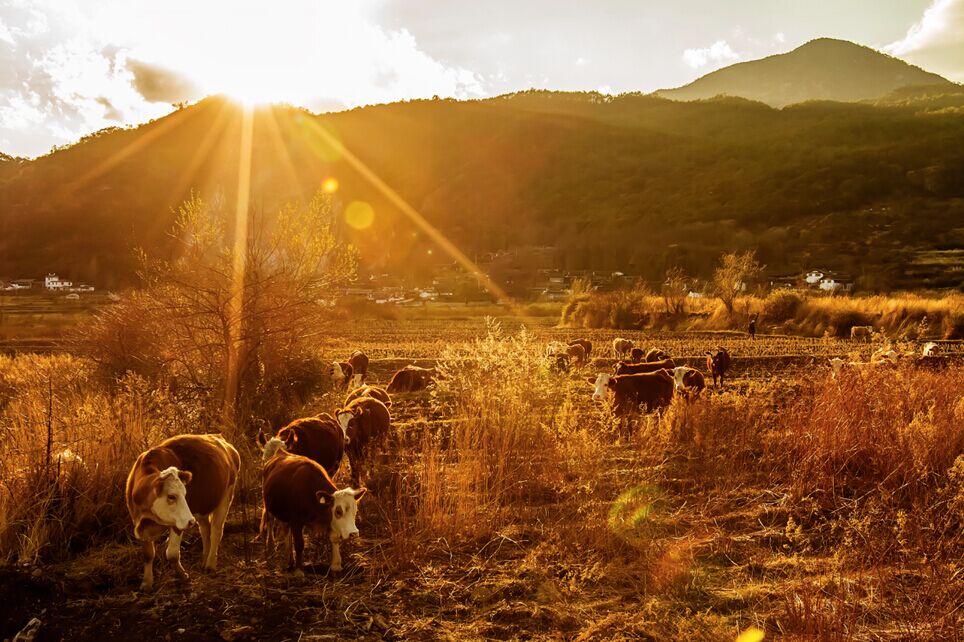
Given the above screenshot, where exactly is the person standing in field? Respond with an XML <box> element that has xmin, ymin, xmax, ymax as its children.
<box><xmin>748</xmin><ymin>313</ymin><xmax>758</xmax><ymax>339</ymax></box>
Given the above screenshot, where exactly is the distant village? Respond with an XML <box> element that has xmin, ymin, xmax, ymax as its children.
<box><xmin>0</xmin><ymin>274</ymin><xmax>96</xmax><ymax>299</ymax></box>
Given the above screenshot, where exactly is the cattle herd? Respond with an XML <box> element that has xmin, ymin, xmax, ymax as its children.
<box><xmin>124</xmin><ymin>331</ymin><xmax>948</xmax><ymax>590</ymax></box>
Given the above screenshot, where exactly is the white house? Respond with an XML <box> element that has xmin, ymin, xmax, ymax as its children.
<box><xmin>804</xmin><ymin>270</ymin><xmax>824</xmax><ymax>285</ymax></box>
<box><xmin>45</xmin><ymin>274</ymin><xmax>72</xmax><ymax>290</ymax></box>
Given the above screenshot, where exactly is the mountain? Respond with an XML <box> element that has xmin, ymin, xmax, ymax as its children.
<box><xmin>1</xmin><ymin>91</ymin><xmax>963</xmax><ymax>292</ymax></box>
<box><xmin>655</xmin><ymin>38</ymin><xmax>956</xmax><ymax>107</ymax></box>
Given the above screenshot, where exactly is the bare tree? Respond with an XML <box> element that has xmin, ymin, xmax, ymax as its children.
<box><xmin>712</xmin><ymin>250</ymin><xmax>765</xmax><ymax>315</ymax></box>
<box><xmin>662</xmin><ymin>266</ymin><xmax>688</xmax><ymax>316</ymax></box>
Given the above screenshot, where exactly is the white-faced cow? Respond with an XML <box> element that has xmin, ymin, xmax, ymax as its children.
<box><xmin>612</xmin><ymin>338</ymin><xmax>634</xmax><ymax>357</ymax></box>
<box><xmin>706</xmin><ymin>347</ymin><xmax>732</xmax><ymax>387</ymax></box>
<box><xmin>331</xmin><ymin>361</ymin><xmax>354</xmax><ymax>389</ymax></box>
<box><xmin>256</xmin><ymin>416</ymin><xmax>344</xmax><ymax>478</ymax></box>
<box><xmin>336</xmin><ymin>397</ymin><xmax>392</xmax><ymax>487</ymax></box>
<box><xmin>125</xmin><ymin>434</ymin><xmax>240</xmax><ymax>591</ymax></box>
<box><xmin>262</xmin><ymin>448</ymin><xmax>366</xmax><ymax>575</ymax></box>
<box><xmin>586</xmin><ymin>371</ymin><xmax>674</xmax><ymax>417</ymax></box>
<box><xmin>671</xmin><ymin>366</ymin><xmax>705</xmax><ymax>395</ymax></box>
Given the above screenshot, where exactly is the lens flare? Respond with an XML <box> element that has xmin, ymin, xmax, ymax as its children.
<box><xmin>736</xmin><ymin>627</ymin><xmax>765</xmax><ymax>642</ymax></box>
<box><xmin>322</xmin><ymin>177</ymin><xmax>339</xmax><ymax>193</ymax></box>
<box><xmin>345</xmin><ymin>201</ymin><xmax>375</xmax><ymax>230</ymax></box>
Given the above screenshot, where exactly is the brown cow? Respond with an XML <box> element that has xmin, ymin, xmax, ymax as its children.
<box><xmin>336</xmin><ymin>397</ymin><xmax>392</xmax><ymax>487</ymax></box>
<box><xmin>706</xmin><ymin>347</ymin><xmax>732</xmax><ymax>387</ymax></box>
<box><xmin>566</xmin><ymin>343</ymin><xmax>587</xmax><ymax>368</ymax></box>
<box><xmin>644</xmin><ymin>348</ymin><xmax>670</xmax><ymax>362</ymax></box>
<box><xmin>331</xmin><ymin>361</ymin><xmax>354</xmax><ymax>388</ymax></box>
<box><xmin>344</xmin><ymin>385</ymin><xmax>392</xmax><ymax>408</ymax></box>
<box><xmin>567</xmin><ymin>338</ymin><xmax>592</xmax><ymax>358</ymax></box>
<box><xmin>850</xmin><ymin>326</ymin><xmax>873</xmax><ymax>341</ymax></box>
<box><xmin>629</xmin><ymin>347</ymin><xmax>645</xmax><ymax>363</ymax></box>
<box><xmin>586</xmin><ymin>371</ymin><xmax>674</xmax><ymax>416</ymax></box>
<box><xmin>262</xmin><ymin>449</ymin><xmax>366</xmax><ymax>575</ymax></box>
<box><xmin>613</xmin><ymin>358</ymin><xmax>675</xmax><ymax>376</ymax></box>
<box><xmin>257</xmin><ymin>416</ymin><xmax>343</xmax><ymax>478</ymax></box>
<box><xmin>386</xmin><ymin>365</ymin><xmax>434</xmax><ymax>393</ymax></box>
<box><xmin>671</xmin><ymin>366</ymin><xmax>705</xmax><ymax>395</ymax></box>
<box><xmin>126</xmin><ymin>434</ymin><xmax>240</xmax><ymax>591</ymax></box>
<box><xmin>347</xmin><ymin>351</ymin><xmax>369</xmax><ymax>388</ymax></box>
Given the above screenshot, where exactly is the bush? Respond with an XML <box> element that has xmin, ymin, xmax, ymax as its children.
<box><xmin>762</xmin><ymin>290</ymin><xmax>803</xmax><ymax>323</ymax></box>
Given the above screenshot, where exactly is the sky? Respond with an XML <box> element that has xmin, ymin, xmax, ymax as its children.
<box><xmin>0</xmin><ymin>0</ymin><xmax>961</xmax><ymax>158</ymax></box>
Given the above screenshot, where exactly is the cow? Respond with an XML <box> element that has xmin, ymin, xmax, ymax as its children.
<box><xmin>671</xmin><ymin>366</ymin><xmax>705</xmax><ymax>395</ymax></box>
<box><xmin>345</xmin><ymin>385</ymin><xmax>392</xmax><ymax>408</ymax></box>
<box><xmin>850</xmin><ymin>326</ymin><xmax>873</xmax><ymax>341</ymax></box>
<box><xmin>386</xmin><ymin>365</ymin><xmax>434</xmax><ymax>393</ymax></box>
<box><xmin>586</xmin><ymin>371</ymin><xmax>674</xmax><ymax>417</ymax></box>
<box><xmin>612</xmin><ymin>338</ymin><xmax>634</xmax><ymax>357</ymax></box>
<box><xmin>125</xmin><ymin>434</ymin><xmax>240</xmax><ymax>591</ymax></box>
<box><xmin>629</xmin><ymin>347</ymin><xmax>645</xmax><ymax>363</ymax></box>
<box><xmin>644</xmin><ymin>348</ymin><xmax>670</xmax><ymax>362</ymax></box>
<box><xmin>706</xmin><ymin>347</ymin><xmax>732</xmax><ymax>387</ymax></box>
<box><xmin>921</xmin><ymin>342</ymin><xmax>939</xmax><ymax>357</ymax></box>
<box><xmin>613</xmin><ymin>358</ymin><xmax>675</xmax><ymax>376</ymax></box>
<box><xmin>567</xmin><ymin>338</ymin><xmax>592</xmax><ymax>359</ymax></box>
<box><xmin>262</xmin><ymin>448</ymin><xmax>366</xmax><ymax>575</ymax></box>
<box><xmin>336</xmin><ymin>397</ymin><xmax>392</xmax><ymax>487</ymax></box>
<box><xmin>565</xmin><ymin>343</ymin><xmax>587</xmax><ymax>368</ymax></box>
<box><xmin>545</xmin><ymin>341</ymin><xmax>567</xmax><ymax>358</ymax></box>
<box><xmin>347</xmin><ymin>351</ymin><xmax>369</xmax><ymax>388</ymax></box>
<box><xmin>256</xmin><ymin>416</ymin><xmax>343</xmax><ymax>478</ymax></box>
<box><xmin>871</xmin><ymin>347</ymin><xmax>900</xmax><ymax>366</ymax></box>
<box><xmin>331</xmin><ymin>361</ymin><xmax>354</xmax><ymax>389</ymax></box>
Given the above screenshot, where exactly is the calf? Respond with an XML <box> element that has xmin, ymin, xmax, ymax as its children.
<box><xmin>613</xmin><ymin>358</ymin><xmax>675</xmax><ymax>376</ymax></box>
<box><xmin>126</xmin><ymin>434</ymin><xmax>240</xmax><ymax>591</ymax></box>
<box><xmin>629</xmin><ymin>347</ymin><xmax>645</xmax><ymax>363</ymax></box>
<box><xmin>850</xmin><ymin>326</ymin><xmax>873</xmax><ymax>341</ymax></box>
<box><xmin>566</xmin><ymin>343</ymin><xmax>587</xmax><ymax>368</ymax></box>
<box><xmin>644</xmin><ymin>348</ymin><xmax>670</xmax><ymax>362</ymax></box>
<box><xmin>345</xmin><ymin>384</ymin><xmax>392</xmax><ymax>408</ymax></box>
<box><xmin>331</xmin><ymin>361</ymin><xmax>354</xmax><ymax>389</ymax></box>
<box><xmin>587</xmin><ymin>371</ymin><xmax>674</xmax><ymax>416</ymax></box>
<box><xmin>262</xmin><ymin>449</ymin><xmax>366</xmax><ymax>575</ymax></box>
<box><xmin>387</xmin><ymin>365</ymin><xmax>434</xmax><ymax>393</ymax></box>
<box><xmin>336</xmin><ymin>397</ymin><xmax>392</xmax><ymax>487</ymax></box>
<box><xmin>347</xmin><ymin>351</ymin><xmax>369</xmax><ymax>389</ymax></box>
<box><xmin>671</xmin><ymin>366</ymin><xmax>705</xmax><ymax>395</ymax></box>
<box><xmin>567</xmin><ymin>338</ymin><xmax>592</xmax><ymax>358</ymax></box>
<box><xmin>257</xmin><ymin>416</ymin><xmax>343</xmax><ymax>478</ymax></box>
<box><xmin>612</xmin><ymin>337</ymin><xmax>634</xmax><ymax>357</ymax></box>
<box><xmin>706</xmin><ymin>347</ymin><xmax>732</xmax><ymax>387</ymax></box>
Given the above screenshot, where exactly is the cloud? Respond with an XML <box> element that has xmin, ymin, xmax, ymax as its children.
<box><xmin>682</xmin><ymin>40</ymin><xmax>740</xmax><ymax>69</ymax></box>
<box><xmin>885</xmin><ymin>0</ymin><xmax>964</xmax><ymax>81</ymax></box>
<box><xmin>127</xmin><ymin>59</ymin><xmax>201</xmax><ymax>104</ymax></box>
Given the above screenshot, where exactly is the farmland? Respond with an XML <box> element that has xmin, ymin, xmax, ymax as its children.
<box><xmin>0</xmin><ymin>311</ymin><xmax>962</xmax><ymax>641</ymax></box>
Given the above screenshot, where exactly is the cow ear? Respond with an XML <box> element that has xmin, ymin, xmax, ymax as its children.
<box><xmin>315</xmin><ymin>490</ymin><xmax>333</xmax><ymax>505</ymax></box>
<box><xmin>352</xmin><ymin>488</ymin><xmax>367</xmax><ymax>502</ymax></box>
<box><xmin>177</xmin><ymin>470</ymin><xmax>193</xmax><ymax>485</ymax></box>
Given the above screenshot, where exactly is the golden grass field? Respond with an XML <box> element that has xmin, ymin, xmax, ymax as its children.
<box><xmin>0</xmin><ymin>312</ymin><xmax>962</xmax><ymax>641</ymax></box>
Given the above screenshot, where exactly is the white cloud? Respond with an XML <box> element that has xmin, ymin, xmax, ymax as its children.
<box><xmin>884</xmin><ymin>0</ymin><xmax>964</xmax><ymax>81</ymax></box>
<box><xmin>0</xmin><ymin>0</ymin><xmax>488</xmax><ymax>157</ymax></box>
<box><xmin>682</xmin><ymin>40</ymin><xmax>740</xmax><ymax>69</ymax></box>
<box><xmin>774</xmin><ymin>32</ymin><xmax>786</xmax><ymax>44</ymax></box>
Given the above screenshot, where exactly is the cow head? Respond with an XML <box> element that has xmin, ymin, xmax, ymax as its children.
<box><xmin>150</xmin><ymin>467</ymin><xmax>195</xmax><ymax>531</ymax></box>
<box><xmin>586</xmin><ymin>373</ymin><xmax>613</xmax><ymax>402</ymax></box>
<box><xmin>261</xmin><ymin>435</ymin><xmax>287</xmax><ymax>461</ymax></box>
<box><xmin>330</xmin><ymin>362</ymin><xmax>343</xmax><ymax>380</ymax></box>
<box><xmin>828</xmin><ymin>357</ymin><xmax>845</xmax><ymax>379</ymax></box>
<box><xmin>671</xmin><ymin>366</ymin><xmax>689</xmax><ymax>390</ymax></box>
<box><xmin>335</xmin><ymin>410</ymin><xmax>354</xmax><ymax>443</ymax></box>
<box><xmin>317</xmin><ymin>487</ymin><xmax>367</xmax><ymax>541</ymax></box>
<box><xmin>921</xmin><ymin>342</ymin><xmax>938</xmax><ymax>357</ymax></box>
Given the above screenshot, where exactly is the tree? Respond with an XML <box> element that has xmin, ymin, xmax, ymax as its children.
<box><xmin>712</xmin><ymin>250</ymin><xmax>765</xmax><ymax>314</ymax></box>
<box><xmin>661</xmin><ymin>266</ymin><xmax>688</xmax><ymax>316</ymax></box>
<box><xmin>80</xmin><ymin>190</ymin><xmax>354</xmax><ymax>434</ymax></box>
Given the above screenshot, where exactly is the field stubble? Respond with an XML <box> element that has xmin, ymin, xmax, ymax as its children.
<box><xmin>0</xmin><ymin>316</ymin><xmax>962</xmax><ymax>640</ymax></box>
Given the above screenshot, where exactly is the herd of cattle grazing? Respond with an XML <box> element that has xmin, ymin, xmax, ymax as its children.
<box><xmin>123</xmin><ymin>331</ymin><xmax>951</xmax><ymax>591</ymax></box>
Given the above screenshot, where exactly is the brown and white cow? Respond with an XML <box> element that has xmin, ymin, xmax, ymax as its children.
<box><xmin>331</xmin><ymin>361</ymin><xmax>354</xmax><ymax>389</ymax></box>
<box><xmin>125</xmin><ymin>434</ymin><xmax>240</xmax><ymax>591</ymax></box>
<box><xmin>706</xmin><ymin>347</ymin><xmax>732</xmax><ymax>387</ymax></box>
<box><xmin>386</xmin><ymin>365</ymin><xmax>434</xmax><ymax>393</ymax></box>
<box><xmin>612</xmin><ymin>337</ymin><xmax>634</xmax><ymax>357</ymax></box>
<box><xmin>257</xmin><ymin>416</ymin><xmax>344</xmax><ymax>478</ymax></box>
<box><xmin>262</xmin><ymin>448</ymin><xmax>366</xmax><ymax>575</ymax></box>
<box><xmin>850</xmin><ymin>326</ymin><xmax>873</xmax><ymax>341</ymax></box>
<box><xmin>567</xmin><ymin>338</ymin><xmax>592</xmax><ymax>359</ymax></box>
<box><xmin>644</xmin><ymin>347</ymin><xmax>670</xmax><ymax>363</ymax></box>
<box><xmin>347</xmin><ymin>351</ymin><xmax>369</xmax><ymax>389</ymax></box>
<box><xmin>613</xmin><ymin>358</ymin><xmax>675</xmax><ymax>376</ymax></box>
<box><xmin>671</xmin><ymin>366</ymin><xmax>705</xmax><ymax>395</ymax></box>
<box><xmin>586</xmin><ymin>371</ymin><xmax>674</xmax><ymax>416</ymax></box>
<box><xmin>344</xmin><ymin>384</ymin><xmax>392</xmax><ymax>408</ymax></box>
<box><xmin>336</xmin><ymin>397</ymin><xmax>392</xmax><ymax>487</ymax></box>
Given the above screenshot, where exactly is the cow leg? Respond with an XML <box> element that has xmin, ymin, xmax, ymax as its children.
<box><xmin>140</xmin><ymin>540</ymin><xmax>156</xmax><ymax>591</ymax></box>
<box><xmin>330</xmin><ymin>532</ymin><xmax>343</xmax><ymax>573</ymax></box>
<box><xmin>292</xmin><ymin>526</ymin><xmax>306</xmax><ymax>577</ymax></box>
<box><xmin>165</xmin><ymin>529</ymin><xmax>188</xmax><ymax>580</ymax></box>
<box><xmin>204</xmin><ymin>482</ymin><xmax>235</xmax><ymax>571</ymax></box>
<box><xmin>347</xmin><ymin>450</ymin><xmax>363</xmax><ymax>488</ymax></box>
<box><xmin>352</xmin><ymin>373</ymin><xmax>363</xmax><ymax>388</ymax></box>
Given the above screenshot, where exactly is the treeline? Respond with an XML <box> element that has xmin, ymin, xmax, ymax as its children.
<box><xmin>1</xmin><ymin>90</ymin><xmax>963</xmax><ymax>289</ymax></box>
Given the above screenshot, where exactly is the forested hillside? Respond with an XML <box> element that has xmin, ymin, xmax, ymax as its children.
<box><xmin>1</xmin><ymin>88</ymin><xmax>963</xmax><ymax>290</ymax></box>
